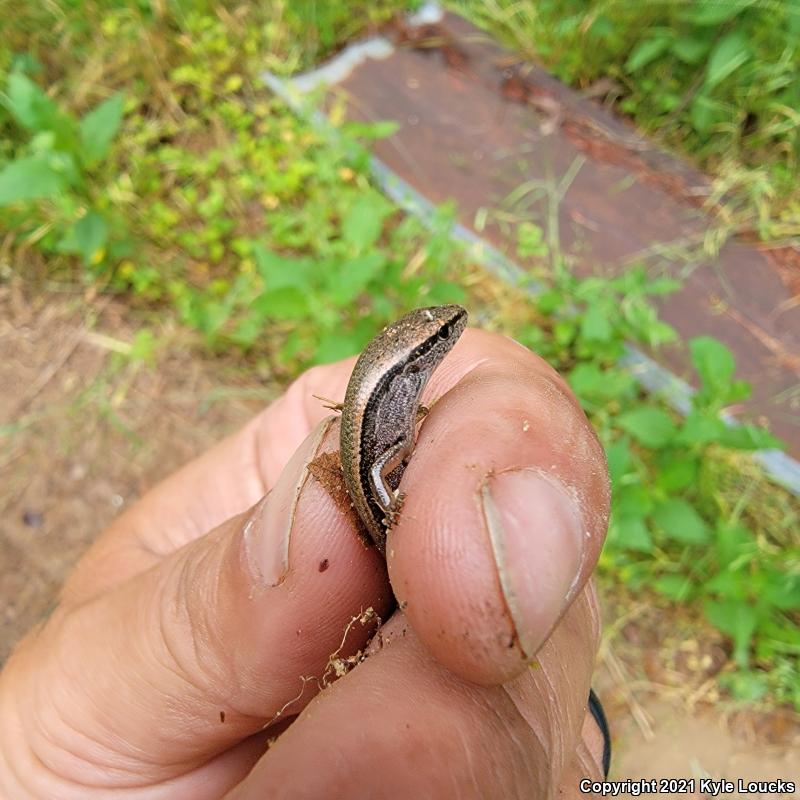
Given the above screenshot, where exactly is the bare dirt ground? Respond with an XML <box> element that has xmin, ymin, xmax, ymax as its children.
<box><xmin>0</xmin><ymin>281</ymin><xmax>272</xmax><ymax>660</ymax></box>
<box><xmin>1</xmin><ymin>282</ymin><xmax>798</xmax><ymax>795</ymax></box>
<box><xmin>594</xmin><ymin>598</ymin><xmax>800</xmax><ymax>794</ymax></box>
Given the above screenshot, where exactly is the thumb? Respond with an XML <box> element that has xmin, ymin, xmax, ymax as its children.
<box><xmin>1</xmin><ymin>418</ymin><xmax>392</xmax><ymax>796</ymax></box>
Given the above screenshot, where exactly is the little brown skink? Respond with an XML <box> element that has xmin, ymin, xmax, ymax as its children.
<box><xmin>340</xmin><ymin>305</ymin><xmax>468</xmax><ymax>555</ymax></box>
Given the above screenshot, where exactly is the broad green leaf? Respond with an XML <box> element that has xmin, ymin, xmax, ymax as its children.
<box><xmin>705</xmin><ymin>32</ymin><xmax>750</xmax><ymax>89</ymax></box>
<box><xmin>196</xmin><ymin>299</ymin><xmax>231</xmax><ymax>335</ymax></box>
<box><xmin>342</xmin><ymin>193</ymin><xmax>392</xmax><ymax>252</ymax></box>
<box><xmin>677</xmin><ymin>411</ymin><xmax>724</xmax><ymax>445</ymax></box>
<box><xmin>604</xmin><ymin>438</ymin><xmax>631</xmax><ymax>486</ymax></box>
<box><xmin>720</xmin><ymin>670</ymin><xmax>768</xmax><ymax>702</ymax></box>
<box><xmin>684</xmin><ymin>0</ymin><xmax>753</xmax><ymax>26</ymax></box>
<box><xmin>554</xmin><ymin>319</ymin><xmax>576</xmax><ymax>346</ymax></box>
<box><xmin>653</xmin><ymin>574</ymin><xmax>691</xmax><ymax>601</ymax></box>
<box><xmin>714</xmin><ymin>523</ymin><xmax>754</xmax><ymax>568</ymax></box>
<box><xmin>647</xmin><ymin>277</ymin><xmax>682</xmax><ymax>295</ymax></box>
<box><xmin>617</xmin><ymin>406</ymin><xmax>677</xmax><ymax>449</ymax></box>
<box><xmin>690</xmin><ymin>94</ymin><xmax>717</xmax><ymax>135</ymax></box>
<box><xmin>425</xmin><ymin>281</ymin><xmax>467</xmax><ymax>306</ymax></box>
<box><xmin>569</xmin><ymin>363</ymin><xmax>635</xmax><ymax>404</ymax></box>
<box><xmin>690</xmin><ymin>336</ymin><xmax>735</xmax><ymax>393</ymax></box>
<box><xmin>717</xmin><ymin>423</ymin><xmax>783</xmax><ymax>451</ymax></box>
<box><xmin>580</xmin><ymin>304</ymin><xmax>613</xmax><ymax>342</ymax></box>
<box><xmin>328</xmin><ymin>253</ymin><xmax>385</xmax><ymax>305</ymax></box>
<box><xmin>9</xmin><ymin>53</ymin><xmax>43</xmax><ymax>75</ymax></box>
<box><xmin>587</xmin><ymin>14</ymin><xmax>613</xmax><ymax>38</ymax></box>
<box><xmin>646</xmin><ymin>320</ymin><xmax>678</xmax><ymax>346</ymax></box>
<box><xmin>616</xmin><ymin>515</ymin><xmax>653</xmax><ymax>553</ymax></box>
<box><xmin>704</xmin><ymin>600</ymin><xmax>757</xmax><ymax>665</ymax></box>
<box><xmin>0</xmin><ymin>154</ymin><xmax>68</xmax><ymax>205</ymax></box>
<box><xmin>314</xmin><ymin>331</ymin><xmax>363</xmax><ymax>364</ymax></box>
<box><xmin>704</xmin><ymin>569</ymin><xmax>747</xmax><ymax>600</ymax></box>
<box><xmin>29</xmin><ymin>130</ymin><xmax>56</xmax><ymax>153</ymax></box>
<box><xmin>79</xmin><ymin>92</ymin><xmax>125</xmax><ymax>165</ymax></box>
<box><xmin>5</xmin><ymin>72</ymin><xmax>59</xmax><ymax>130</ymax></box>
<box><xmin>761</xmin><ymin>573</ymin><xmax>800</xmax><ymax>611</ymax></box>
<box><xmin>625</xmin><ymin>35</ymin><xmax>672</xmax><ymax>73</ymax></box>
<box><xmin>253</xmin><ymin>245</ymin><xmax>314</xmax><ymax>290</ymax></box>
<box><xmin>58</xmin><ymin>211</ymin><xmax>108</xmax><ymax>264</ymax></box>
<box><xmin>4</xmin><ymin>73</ymin><xmax>76</xmax><ymax>147</ymax></box>
<box><xmin>278</xmin><ymin>329</ymin><xmax>308</xmax><ymax>363</ymax></box>
<box><xmin>672</xmin><ymin>37</ymin><xmax>710</xmax><ymax>65</ymax></box>
<box><xmin>231</xmin><ymin>315</ymin><xmax>263</xmax><ymax>348</ymax></box>
<box><xmin>252</xmin><ymin>286</ymin><xmax>309</xmax><ymax>321</ymax></box>
<box><xmin>614</xmin><ymin>484</ymin><xmax>653</xmax><ymax>518</ymax></box>
<box><xmin>536</xmin><ymin>289</ymin><xmax>564</xmax><ymax>315</ymax></box>
<box><xmin>652</xmin><ymin>498</ymin><xmax>711</xmax><ymax>545</ymax></box>
<box><xmin>655</xmin><ymin>455</ymin><xmax>698</xmax><ymax>491</ymax></box>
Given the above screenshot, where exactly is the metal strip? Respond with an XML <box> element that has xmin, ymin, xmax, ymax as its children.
<box><xmin>260</xmin><ymin>17</ymin><xmax>800</xmax><ymax>497</ymax></box>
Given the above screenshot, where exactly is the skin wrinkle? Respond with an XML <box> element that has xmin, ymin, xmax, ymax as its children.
<box><xmin>45</xmin><ymin>683</ymin><xmax>125</xmax><ymax>782</ymax></box>
<box><xmin>29</xmin><ymin>626</ymin><xmax>148</xmax><ymax>785</ymax></box>
<box><xmin>451</xmin><ymin>722</ymin><xmax>481</xmax><ymax>798</ymax></box>
<box><xmin>201</xmin><ymin>543</ymin><xmax>252</xmax><ymax>698</ymax></box>
<box><xmin>0</xmin><ymin>744</ymin><xmax>30</xmax><ymax>800</ymax></box>
<box><xmin>542</xmin><ymin>653</ymin><xmax>575</xmax><ymax>776</ymax></box>
<box><xmin>558</xmin><ymin>745</ymin><xmax>600</xmax><ymax>800</ymax></box>
<box><xmin>533</xmin><ymin>652</ymin><xmax>565</xmax><ymax>773</ymax></box>
<box><xmin>19</xmin><ymin>647</ymin><xmax>141</xmax><ymax>796</ymax></box>
<box><xmin>491</xmin><ymin>690</ymin><xmax>544</xmax><ymax>797</ymax></box>
<box><xmin>431</xmin><ymin>684</ymin><xmax>534</xmax><ymax>797</ymax></box>
<box><xmin>501</xmin><ymin>688</ymin><xmax>553</xmax><ymax>799</ymax></box>
<box><xmin>457</xmin><ymin>637</ymin><xmax>573</xmax><ymax>798</ymax></box>
<box><xmin>170</xmin><ymin>559</ymin><xmax>230</xmax><ymax>717</ymax></box>
<box><xmin>582</xmin><ymin>583</ymin><xmax>602</xmax><ymax>650</ymax></box>
<box><xmin>131</xmin><ymin>523</ymin><xmax>176</xmax><ymax>561</ymax></box>
<box><xmin>155</xmin><ymin>537</ymin><xmax>283</xmax><ymax>742</ymax></box>
<box><xmin>158</xmin><ymin>570</ymin><xmax>213</xmax><ymax>702</ymax></box>
<box><xmin>2</xmin><ymin>329</ymin><xmax>608</xmax><ymax>797</ymax></box>
<box><xmin>459</xmin><ymin>681</ymin><xmax>547</xmax><ymax>798</ymax></box>
<box><xmin>576</xmin><ymin>735</ymin><xmax>603</xmax><ymax>783</ymax></box>
<box><xmin>516</xmin><ymin>591</ymin><xmax>597</xmax><ymax>786</ymax></box>
<box><xmin>10</xmin><ymin>656</ymin><xmax>67</xmax><ymax>795</ymax></box>
<box><xmin>142</xmin><ymin>581</ymin><xmax>242</xmax><ymax>770</ymax></box>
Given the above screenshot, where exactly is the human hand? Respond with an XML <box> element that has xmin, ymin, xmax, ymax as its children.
<box><xmin>0</xmin><ymin>327</ymin><xmax>610</xmax><ymax>799</ymax></box>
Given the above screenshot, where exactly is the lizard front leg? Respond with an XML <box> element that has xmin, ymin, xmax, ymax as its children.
<box><xmin>368</xmin><ymin>438</ymin><xmax>413</xmax><ymax>528</ymax></box>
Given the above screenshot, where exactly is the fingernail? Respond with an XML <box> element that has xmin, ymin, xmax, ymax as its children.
<box><xmin>243</xmin><ymin>418</ymin><xmax>334</xmax><ymax>588</ymax></box>
<box><xmin>480</xmin><ymin>468</ymin><xmax>586</xmax><ymax>659</ymax></box>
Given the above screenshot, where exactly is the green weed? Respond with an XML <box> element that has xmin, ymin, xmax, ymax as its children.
<box><xmin>0</xmin><ymin>3</ymin><xmax>461</xmax><ymax>369</ymax></box>
<box><xmin>450</xmin><ymin>0</ymin><xmax>800</xmax><ymax>241</ymax></box>
<box><xmin>510</xmin><ymin>223</ymin><xmax>799</xmax><ymax>708</ymax></box>
<box><xmin>1</xmin><ymin>0</ymin><xmax>797</xmax><ymax>710</ymax></box>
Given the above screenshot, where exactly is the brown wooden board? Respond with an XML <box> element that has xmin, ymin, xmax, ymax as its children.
<box><xmin>319</xmin><ymin>12</ymin><xmax>799</xmax><ymax>460</ymax></box>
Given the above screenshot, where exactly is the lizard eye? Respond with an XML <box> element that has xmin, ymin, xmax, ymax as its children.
<box><xmin>438</xmin><ymin>323</ymin><xmax>451</xmax><ymax>340</ymax></box>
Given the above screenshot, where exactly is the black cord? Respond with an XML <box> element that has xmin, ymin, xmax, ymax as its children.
<box><xmin>588</xmin><ymin>688</ymin><xmax>612</xmax><ymax>778</ymax></box>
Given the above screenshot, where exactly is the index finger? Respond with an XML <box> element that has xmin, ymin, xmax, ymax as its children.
<box><xmin>386</xmin><ymin>328</ymin><xmax>610</xmax><ymax>685</ymax></box>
